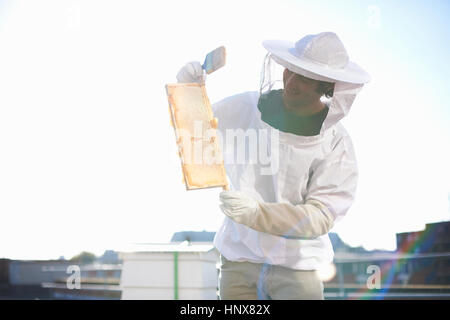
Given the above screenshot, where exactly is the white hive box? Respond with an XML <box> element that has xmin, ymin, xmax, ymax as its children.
<box><xmin>119</xmin><ymin>243</ymin><xmax>219</xmax><ymax>300</ymax></box>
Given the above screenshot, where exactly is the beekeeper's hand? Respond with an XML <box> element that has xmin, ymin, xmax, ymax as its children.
<box><xmin>219</xmin><ymin>191</ymin><xmax>259</xmax><ymax>226</ymax></box>
<box><xmin>176</xmin><ymin>61</ymin><xmax>206</xmax><ymax>84</ymax></box>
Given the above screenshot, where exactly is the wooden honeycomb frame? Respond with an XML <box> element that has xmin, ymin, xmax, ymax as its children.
<box><xmin>166</xmin><ymin>83</ymin><xmax>228</xmax><ymax>190</ymax></box>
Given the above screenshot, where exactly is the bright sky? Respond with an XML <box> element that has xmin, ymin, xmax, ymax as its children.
<box><xmin>0</xmin><ymin>0</ymin><xmax>449</xmax><ymax>260</ymax></box>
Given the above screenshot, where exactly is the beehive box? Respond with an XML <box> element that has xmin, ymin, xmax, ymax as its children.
<box><xmin>119</xmin><ymin>244</ymin><xmax>220</xmax><ymax>300</ymax></box>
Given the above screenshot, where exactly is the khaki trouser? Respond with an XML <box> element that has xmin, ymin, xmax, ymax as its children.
<box><xmin>219</xmin><ymin>254</ymin><xmax>324</xmax><ymax>300</ymax></box>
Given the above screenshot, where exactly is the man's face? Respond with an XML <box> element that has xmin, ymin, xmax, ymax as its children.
<box><xmin>282</xmin><ymin>68</ymin><xmax>324</xmax><ymax>107</ymax></box>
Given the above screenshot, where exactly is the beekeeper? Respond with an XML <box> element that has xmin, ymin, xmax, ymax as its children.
<box><xmin>176</xmin><ymin>32</ymin><xmax>370</xmax><ymax>300</ymax></box>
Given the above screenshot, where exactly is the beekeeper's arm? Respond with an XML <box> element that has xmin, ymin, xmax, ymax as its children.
<box><xmin>220</xmin><ymin>135</ymin><xmax>358</xmax><ymax>239</ymax></box>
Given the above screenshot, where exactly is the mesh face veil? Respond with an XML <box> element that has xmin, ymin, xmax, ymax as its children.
<box><xmin>259</xmin><ymin>53</ymin><xmax>334</xmax><ymax>105</ymax></box>
<box><xmin>258</xmin><ymin>52</ymin><xmax>365</xmax><ymax>134</ymax></box>
<box><xmin>259</xmin><ymin>53</ymin><xmax>285</xmax><ymax>96</ymax></box>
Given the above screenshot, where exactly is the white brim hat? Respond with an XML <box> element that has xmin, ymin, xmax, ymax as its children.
<box><xmin>262</xmin><ymin>32</ymin><xmax>371</xmax><ymax>84</ymax></box>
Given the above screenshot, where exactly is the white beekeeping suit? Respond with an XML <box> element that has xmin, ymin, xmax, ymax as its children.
<box><xmin>177</xmin><ymin>32</ymin><xmax>370</xmax><ymax>270</ymax></box>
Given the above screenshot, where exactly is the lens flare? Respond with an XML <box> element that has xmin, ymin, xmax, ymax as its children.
<box><xmin>316</xmin><ymin>262</ymin><xmax>337</xmax><ymax>282</ymax></box>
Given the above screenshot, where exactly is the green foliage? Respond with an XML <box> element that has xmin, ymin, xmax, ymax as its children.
<box><xmin>70</xmin><ymin>251</ymin><xmax>97</xmax><ymax>264</ymax></box>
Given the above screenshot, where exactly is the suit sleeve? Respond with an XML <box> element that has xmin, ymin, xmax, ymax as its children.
<box><xmin>244</xmin><ymin>134</ymin><xmax>359</xmax><ymax>239</ymax></box>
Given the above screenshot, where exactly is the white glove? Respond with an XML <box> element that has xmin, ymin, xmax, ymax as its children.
<box><xmin>176</xmin><ymin>61</ymin><xmax>206</xmax><ymax>84</ymax></box>
<box><xmin>219</xmin><ymin>190</ymin><xmax>335</xmax><ymax>239</ymax></box>
<box><xmin>219</xmin><ymin>190</ymin><xmax>259</xmax><ymax>226</ymax></box>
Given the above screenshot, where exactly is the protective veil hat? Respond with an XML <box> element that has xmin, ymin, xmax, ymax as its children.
<box><xmin>262</xmin><ymin>32</ymin><xmax>370</xmax><ymax>84</ymax></box>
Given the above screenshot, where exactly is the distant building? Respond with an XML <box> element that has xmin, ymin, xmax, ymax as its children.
<box><xmin>394</xmin><ymin>221</ymin><xmax>450</xmax><ymax>286</ymax></box>
<box><xmin>170</xmin><ymin>231</ymin><xmax>216</xmax><ymax>243</ymax></box>
<box><xmin>0</xmin><ymin>253</ymin><xmax>122</xmax><ymax>300</ymax></box>
<box><xmin>396</xmin><ymin>221</ymin><xmax>450</xmax><ymax>254</ymax></box>
<box><xmin>0</xmin><ymin>259</ymin><xmax>73</xmax><ymax>299</ymax></box>
<box><xmin>98</xmin><ymin>250</ymin><xmax>122</xmax><ymax>264</ymax></box>
<box><xmin>325</xmin><ymin>221</ymin><xmax>450</xmax><ymax>299</ymax></box>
